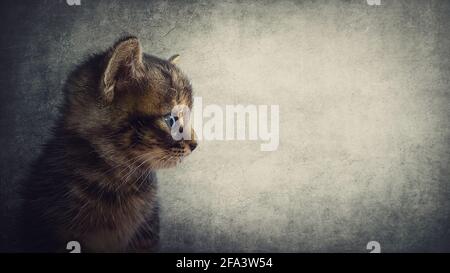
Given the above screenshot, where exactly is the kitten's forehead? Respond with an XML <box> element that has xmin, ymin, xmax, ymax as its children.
<box><xmin>135</xmin><ymin>56</ymin><xmax>193</xmax><ymax>115</ymax></box>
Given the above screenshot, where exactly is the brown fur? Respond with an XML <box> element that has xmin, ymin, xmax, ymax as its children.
<box><xmin>21</xmin><ymin>36</ymin><xmax>197</xmax><ymax>252</ymax></box>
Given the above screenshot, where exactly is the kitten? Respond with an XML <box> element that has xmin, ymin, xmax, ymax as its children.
<box><xmin>21</xmin><ymin>36</ymin><xmax>197</xmax><ymax>252</ymax></box>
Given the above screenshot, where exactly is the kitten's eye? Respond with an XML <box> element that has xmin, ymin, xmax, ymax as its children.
<box><xmin>163</xmin><ymin>114</ymin><xmax>177</xmax><ymax>128</ymax></box>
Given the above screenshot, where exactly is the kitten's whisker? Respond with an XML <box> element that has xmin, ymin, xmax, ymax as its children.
<box><xmin>116</xmin><ymin>151</ymin><xmax>164</xmax><ymax>190</ymax></box>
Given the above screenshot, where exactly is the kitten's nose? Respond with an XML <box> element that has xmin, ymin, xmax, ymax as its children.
<box><xmin>189</xmin><ymin>142</ymin><xmax>197</xmax><ymax>151</ymax></box>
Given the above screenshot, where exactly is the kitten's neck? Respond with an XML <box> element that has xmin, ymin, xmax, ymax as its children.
<box><xmin>57</xmin><ymin>128</ymin><xmax>157</xmax><ymax>194</ymax></box>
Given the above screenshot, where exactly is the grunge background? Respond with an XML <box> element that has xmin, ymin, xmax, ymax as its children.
<box><xmin>1</xmin><ymin>0</ymin><xmax>449</xmax><ymax>252</ymax></box>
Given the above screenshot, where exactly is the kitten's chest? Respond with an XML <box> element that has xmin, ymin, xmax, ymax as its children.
<box><xmin>66</xmin><ymin>183</ymin><xmax>157</xmax><ymax>252</ymax></box>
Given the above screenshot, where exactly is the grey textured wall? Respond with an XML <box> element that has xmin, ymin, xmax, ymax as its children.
<box><xmin>1</xmin><ymin>0</ymin><xmax>449</xmax><ymax>252</ymax></box>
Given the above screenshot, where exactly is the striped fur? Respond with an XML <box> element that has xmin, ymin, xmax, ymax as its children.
<box><xmin>21</xmin><ymin>36</ymin><xmax>197</xmax><ymax>252</ymax></box>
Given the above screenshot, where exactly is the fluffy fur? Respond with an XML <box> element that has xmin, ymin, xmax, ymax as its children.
<box><xmin>21</xmin><ymin>36</ymin><xmax>197</xmax><ymax>252</ymax></box>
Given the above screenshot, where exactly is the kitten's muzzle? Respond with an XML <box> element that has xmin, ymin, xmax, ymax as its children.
<box><xmin>189</xmin><ymin>142</ymin><xmax>197</xmax><ymax>151</ymax></box>
<box><xmin>186</xmin><ymin>128</ymin><xmax>198</xmax><ymax>152</ymax></box>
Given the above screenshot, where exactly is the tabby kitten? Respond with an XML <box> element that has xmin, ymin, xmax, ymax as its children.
<box><xmin>22</xmin><ymin>36</ymin><xmax>197</xmax><ymax>252</ymax></box>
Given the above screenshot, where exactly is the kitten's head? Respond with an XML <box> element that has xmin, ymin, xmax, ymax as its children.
<box><xmin>64</xmin><ymin>36</ymin><xmax>197</xmax><ymax>170</ymax></box>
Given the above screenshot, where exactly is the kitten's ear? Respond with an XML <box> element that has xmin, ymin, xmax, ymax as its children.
<box><xmin>101</xmin><ymin>36</ymin><xmax>144</xmax><ymax>103</ymax></box>
<box><xmin>168</xmin><ymin>54</ymin><xmax>180</xmax><ymax>64</ymax></box>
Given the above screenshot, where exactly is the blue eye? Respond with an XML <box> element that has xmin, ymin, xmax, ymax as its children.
<box><xmin>164</xmin><ymin>114</ymin><xmax>177</xmax><ymax>128</ymax></box>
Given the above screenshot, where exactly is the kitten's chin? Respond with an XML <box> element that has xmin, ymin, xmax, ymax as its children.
<box><xmin>146</xmin><ymin>156</ymin><xmax>185</xmax><ymax>170</ymax></box>
<box><xmin>136</xmin><ymin>148</ymin><xmax>190</xmax><ymax>170</ymax></box>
